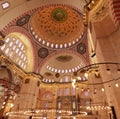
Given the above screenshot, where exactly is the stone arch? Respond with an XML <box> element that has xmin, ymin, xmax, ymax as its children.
<box><xmin>0</xmin><ymin>26</ymin><xmax>38</xmax><ymax>72</ymax></box>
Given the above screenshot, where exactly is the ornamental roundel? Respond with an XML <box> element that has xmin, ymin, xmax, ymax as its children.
<box><xmin>30</xmin><ymin>5</ymin><xmax>85</xmax><ymax>49</ymax></box>
<box><xmin>77</xmin><ymin>43</ymin><xmax>86</xmax><ymax>54</ymax></box>
<box><xmin>51</xmin><ymin>8</ymin><xmax>67</xmax><ymax>22</ymax></box>
<box><xmin>56</xmin><ymin>55</ymin><xmax>73</xmax><ymax>62</ymax></box>
<box><xmin>38</xmin><ymin>47</ymin><xmax>49</xmax><ymax>58</ymax></box>
<box><xmin>16</xmin><ymin>14</ymin><xmax>30</xmax><ymax>26</ymax></box>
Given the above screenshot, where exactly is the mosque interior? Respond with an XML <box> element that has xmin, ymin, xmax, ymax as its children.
<box><xmin>0</xmin><ymin>0</ymin><xmax>120</xmax><ymax>119</ymax></box>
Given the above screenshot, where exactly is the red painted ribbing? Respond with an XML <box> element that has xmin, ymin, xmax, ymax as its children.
<box><xmin>113</xmin><ymin>4</ymin><xmax>120</xmax><ymax>8</ymax></box>
<box><xmin>113</xmin><ymin>1</ymin><xmax>120</xmax><ymax>4</ymax></box>
<box><xmin>111</xmin><ymin>0</ymin><xmax>120</xmax><ymax>23</ymax></box>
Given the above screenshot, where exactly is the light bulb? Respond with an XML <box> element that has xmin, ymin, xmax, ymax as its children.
<box><xmin>84</xmin><ymin>73</ymin><xmax>88</xmax><ymax>79</ymax></box>
<box><xmin>115</xmin><ymin>83</ymin><xmax>119</xmax><ymax>87</ymax></box>
<box><xmin>101</xmin><ymin>88</ymin><xmax>105</xmax><ymax>92</ymax></box>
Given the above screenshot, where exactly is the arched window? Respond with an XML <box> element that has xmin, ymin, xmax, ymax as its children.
<box><xmin>58</xmin><ymin>88</ymin><xmax>62</xmax><ymax>96</ymax></box>
<box><xmin>0</xmin><ymin>31</ymin><xmax>36</xmax><ymax>72</ymax></box>
<box><xmin>72</xmin><ymin>88</ymin><xmax>75</xmax><ymax>95</ymax></box>
<box><xmin>65</xmin><ymin>87</ymin><xmax>69</xmax><ymax>95</ymax></box>
<box><xmin>1</xmin><ymin>37</ymin><xmax>27</xmax><ymax>70</ymax></box>
<box><xmin>44</xmin><ymin>102</ymin><xmax>48</xmax><ymax>108</ymax></box>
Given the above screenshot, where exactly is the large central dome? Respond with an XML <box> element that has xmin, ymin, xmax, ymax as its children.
<box><xmin>30</xmin><ymin>5</ymin><xmax>84</xmax><ymax>49</ymax></box>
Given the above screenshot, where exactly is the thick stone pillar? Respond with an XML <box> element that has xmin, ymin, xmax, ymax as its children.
<box><xmin>100</xmin><ymin>69</ymin><xmax>120</xmax><ymax>119</ymax></box>
<box><xmin>8</xmin><ymin>74</ymin><xmax>41</xmax><ymax>119</ymax></box>
<box><xmin>95</xmin><ymin>32</ymin><xmax>120</xmax><ymax>118</ymax></box>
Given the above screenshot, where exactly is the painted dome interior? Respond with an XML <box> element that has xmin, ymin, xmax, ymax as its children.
<box><xmin>0</xmin><ymin>0</ymin><xmax>120</xmax><ymax>119</ymax></box>
<box><xmin>30</xmin><ymin>5</ymin><xmax>85</xmax><ymax>49</ymax></box>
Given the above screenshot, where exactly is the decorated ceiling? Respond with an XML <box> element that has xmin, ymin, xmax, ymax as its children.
<box><xmin>0</xmin><ymin>1</ymin><xmax>89</xmax><ymax>83</ymax></box>
<box><xmin>30</xmin><ymin>5</ymin><xmax>85</xmax><ymax>49</ymax></box>
<box><xmin>1</xmin><ymin>1</ymin><xmax>120</xmax><ymax>118</ymax></box>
